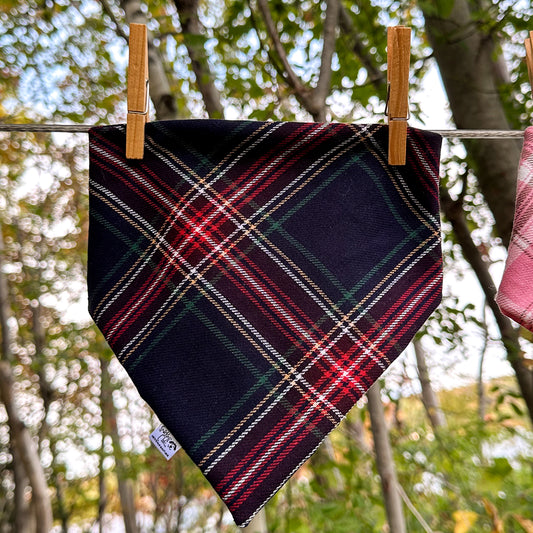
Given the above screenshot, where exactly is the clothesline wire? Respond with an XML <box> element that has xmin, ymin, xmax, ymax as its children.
<box><xmin>0</xmin><ymin>123</ymin><xmax>527</xmax><ymax>139</ymax></box>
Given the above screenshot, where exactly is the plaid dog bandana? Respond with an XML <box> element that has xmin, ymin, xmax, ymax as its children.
<box><xmin>88</xmin><ymin>120</ymin><xmax>442</xmax><ymax>526</ymax></box>
<box><xmin>497</xmin><ymin>127</ymin><xmax>533</xmax><ymax>332</ymax></box>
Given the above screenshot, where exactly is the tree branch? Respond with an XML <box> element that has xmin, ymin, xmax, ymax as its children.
<box><xmin>312</xmin><ymin>0</ymin><xmax>340</xmax><ymax>120</ymax></box>
<box><xmin>256</xmin><ymin>0</ymin><xmax>307</xmax><ymax>95</ymax></box>
<box><xmin>440</xmin><ymin>187</ymin><xmax>508</xmax><ymax>334</ymax></box>
<box><xmin>396</xmin><ymin>484</ymin><xmax>435</xmax><ymax>533</ymax></box>
<box><xmin>255</xmin><ymin>0</ymin><xmax>341</xmax><ymax>121</ymax></box>
<box><xmin>247</xmin><ymin>1</ymin><xmax>292</xmax><ymax>88</ymax></box>
<box><xmin>337</xmin><ymin>4</ymin><xmax>386</xmax><ymax>92</ymax></box>
<box><xmin>174</xmin><ymin>0</ymin><xmax>224</xmax><ymax>119</ymax></box>
<box><xmin>100</xmin><ymin>0</ymin><xmax>129</xmax><ymax>41</ymax></box>
<box><xmin>440</xmin><ymin>185</ymin><xmax>533</xmax><ymax>423</ymax></box>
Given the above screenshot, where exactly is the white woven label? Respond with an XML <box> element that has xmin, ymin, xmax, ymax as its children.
<box><xmin>150</xmin><ymin>424</ymin><xmax>181</xmax><ymax>460</ymax></box>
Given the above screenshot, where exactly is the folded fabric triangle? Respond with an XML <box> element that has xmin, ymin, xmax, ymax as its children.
<box><xmin>87</xmin><ymin>120</ymin><xmax>442</xmax><ymax>526</ymax></box>
<box><xmin>496</xmin><ymin>127</ymin><xmax>533</xmax><ymax>332</ymax></box>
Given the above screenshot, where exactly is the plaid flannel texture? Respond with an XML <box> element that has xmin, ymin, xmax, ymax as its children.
<box><xmin>497</xmin><ymin>127</ymin><xmax>533</xmax><ymax>332</ymax></box>
<box><xmin>88</xmin><ymin>120</ymin><xmax>443</xmax><ymax>526</ymax></box>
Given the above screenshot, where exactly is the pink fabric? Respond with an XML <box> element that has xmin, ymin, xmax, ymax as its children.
<box><xmin>496</xmin><ymin>127</ymin><xmax>533</xmax><ymax>332</ymax></box>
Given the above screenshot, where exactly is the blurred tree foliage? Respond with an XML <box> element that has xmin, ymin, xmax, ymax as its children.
<box><xmin>0</xmin><ymin>0</ymin><xmax>532</xmax><ymax>531</ymax></box>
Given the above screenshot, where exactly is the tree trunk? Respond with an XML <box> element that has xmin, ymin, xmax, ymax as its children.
<box><xmin>116</xmin><ymin>479</ymin><xmax>137</xmax><ymax>533</ymax></box>
<box><xmin>256</xmin><ymin>0</ymin><xmax>338</xmax><ymax>121</ymax></box>
<box><xmin>98</xmin><ymin>354</ymin><xmax>110</xmax><ymax>533</ymax></box>
<box><xmin>422</xmin><ymin>0</ymin><xmax>521</xmax><ymax>247</ymax></box>
<box><xmin>32</xmin><ymin>301</ymin><xmax>55</xmax><ymax>450</ymax></box>
<box><xmin>337</xmin><ymin>4</ymin><xmax>387</xmax><ymax>93</ymax></box>
<box><xmin>11</xmin><ymin>444</ymin><xmax>32</xmax><ymax>533</ymax></box>
<box><xmin>0</xmin><ymin>230</ymin><xmax>11</xmax><ymax>363</ymax></box>
<box><xmin>422</xmin><ymin>0</ymin><xmax>533</xmax><ymax>425</ymax></box>
<box><xmin>98</xmin><ymin>430</ymin><xmax>107</xmax><ymax>533</ymax></box>
<box><xmin>100</xmin><ymin>356</ymin><xmax>139</xmax><ymax>533</ymax></box>
<box><xmin>0</xmin><ymin>227</ymin><xmax>53</xmax><ymax>533</ymax></box>
<box><xmin>307</xmin><ymin>434</ymin><xmax>345</xmax><ymax>500</ymax></box>
<box><xmin>477</xmin><ymin>303</ymin><xmax>489</xmax><ymax>421</ymax></box>
<box><xmin>344</xmin><ymin>416</ymin><xmax>371</xmax><ymax>455</ymax></box>
<box><xmin>241</xmin><ymin>508</ymin><xmax>268</xmax><ymax>533</ymax></box>
<box><xmin>413</xmin><ymin>339</ymin><xmax>447</xmax><ymax>430</ymax></box>
<box><xmin>0</xmin><ymin>228</ymin><xmax>30</xmax><ymax>532</ymax></box>
<box><xmin>120</xmin><ymin>0</ymin><xmax>178</xmax><ymax>120</ymax></box>
<box><xmin>53</xmin><ymin>461</ymin><xmax>69</xmax><ymax>533</ymax></box>
<box><xmin>0</xmin><ymin>362</ymin><xmax>53</xmax><ymax>533</ymax></box>
<box><xmin>440</xmin><ymin>187</ymin><xmax>533</xmax><ymax>424</ymax></box>
<box><xmin>174</xmin><ymin>0</ymin><xmax>224</xmax><ymax>119</ymax></box>
<box><xmin>366</xmin><ymin>383</ymin><xmax>407</xmax><ymax>533</ymax></box>
<box><xmin>478</xmin><ymin>348</ymin><xmax>488</xmax><ymax>421</ymax></box>
<box><xmin>47</xmin><ymin>416</ymin><xmax>71</xmax><ymax>533</ymax></box>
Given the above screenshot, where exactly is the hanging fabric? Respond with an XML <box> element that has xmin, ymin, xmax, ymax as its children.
<box><xmin>87</xmin><ymin>119</ymin><xmax>442</xmax><ymax>526</ymax></box>
<box><xmin>496</xmin><ymin>127</ymin><xmax>533</xmax><ymax>333</ymax></box>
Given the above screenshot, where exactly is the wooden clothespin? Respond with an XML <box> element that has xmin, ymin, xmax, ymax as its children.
<box><xmin>525</xmin><ymin>31</ymin><xmax>533</xmax><ymax>98</ymax></box>
<box><xmin>126</xmin><ymin>23</ymin><xmax>149</xmax><ymax>159</ymax></box>
<box><xmin>387</xmin><ymin>26</ymin><xmax>411</xmax><ymax>166</ymax></box>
